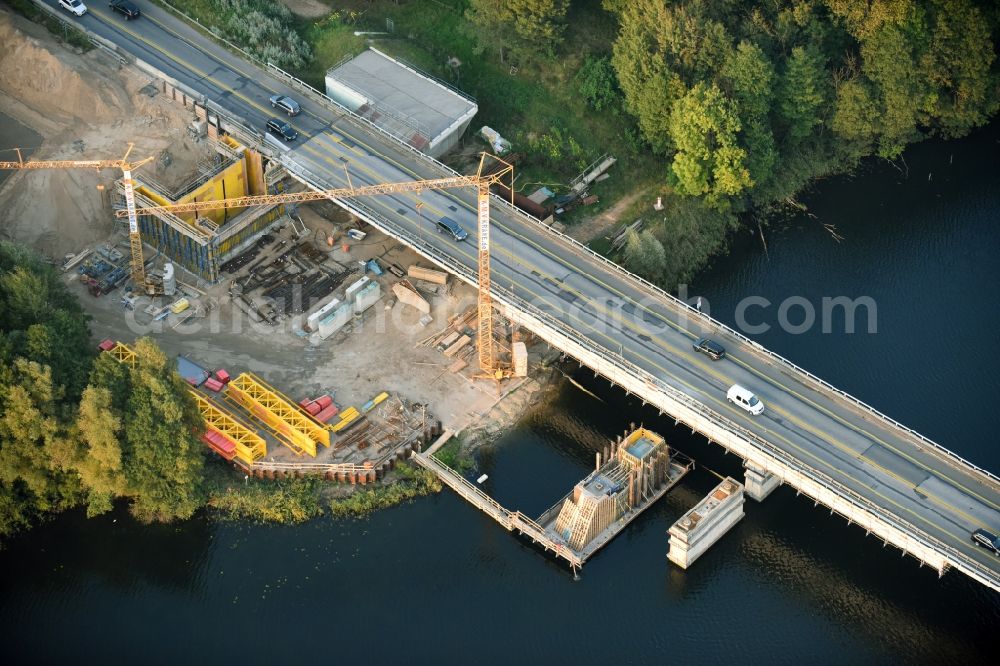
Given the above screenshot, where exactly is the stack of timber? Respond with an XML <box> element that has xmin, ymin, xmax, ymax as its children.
<box><xmin>407</xmin><ymin>265</ymin><xmax>448</xmax><ymax>285</ymax></box>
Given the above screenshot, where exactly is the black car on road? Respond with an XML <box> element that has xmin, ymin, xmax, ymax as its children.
<box><xmin>693</xmin><ymin>337</ymin><xmax>726</xmax><ymax>361</ymax></box>
<box><xmin>266</xmin><ymin>118</ymin><xmax>298</xmax><ymax>142</ymax></box>
<box><xmin>109</xmin><ymin>0</ymin><xmax>141</xmax><ymax>19</ymax></box>
<box><xmin>972</xmin><ymin>528</ymin><xmax>1000</xmax><ymax>555</ymax></box>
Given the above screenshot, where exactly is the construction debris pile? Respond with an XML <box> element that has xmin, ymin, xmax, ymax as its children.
<box><xmin>225</xmin><ymin>224</ymin><xmax>362</xmax><ymax>325</ymax></box>
<box><xmin>418</xmin><ymin>304</ymin><xmax>530</xmax><ymax>378</ymax></box>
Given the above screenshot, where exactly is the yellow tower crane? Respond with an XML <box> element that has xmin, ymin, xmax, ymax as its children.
<box><xmin>1</xmin><ymin>144</ymin><xmax>156</xmax><ymax>293</ymax></box>
<box><xmin>119</xmin><ymin>153</ymin><xmax>515</xmax><ymax>379</ymax></box>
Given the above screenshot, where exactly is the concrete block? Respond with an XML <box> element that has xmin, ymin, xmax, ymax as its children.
<box><xmin>668</xmin><ymin>477</ymin><xmax>745</xmax><ymax>569</ymax></box>
<box><xmin>392</xmin><ymin>281</ymin><xmax>430</xmax><ymax>314</ymax></box>
<box><xmin>744</xmin><ymin>461</ymin><xmax>781</xmax><ymax>501</ymax></box>
<box><xmin>512</xmin><ymin>341</ymin><xmax>528</xmax><ymax>377</ymax></box>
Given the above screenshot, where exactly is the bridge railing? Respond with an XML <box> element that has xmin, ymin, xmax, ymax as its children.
<box><xmin>485</xmin><ymin>193</ymin><xmax>1000</xmax><ymax>486</ymax></box>
<box><xmin>284</xmin><ymin>165</ymin><xmax>998</xmax><ymax>588</ymax></box>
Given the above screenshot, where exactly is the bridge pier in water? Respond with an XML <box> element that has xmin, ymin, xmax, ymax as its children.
<box><xmin>744</xmin><ymin>461</ymin><xmax>781</xmax><ymax>501</ymax></box>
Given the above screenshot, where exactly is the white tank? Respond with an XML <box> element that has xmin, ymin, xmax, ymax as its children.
<box><xmin>162</xmin><ymin>262</ymin><xmax>177</xmax><ymax>296</ymax></box>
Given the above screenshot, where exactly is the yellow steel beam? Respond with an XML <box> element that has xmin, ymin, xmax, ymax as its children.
<box><xmin>225</xmin><ymin>373</ymin><xmax>327</xmax><ymax>456</ymax></box>
<box><xmin>107</xmin><ymin>341</ymin><xmax>137</xmax><ymax>368</ymax></box>
<box><xmin>190</xmin><ymin>391</ymin><xmax>267</xmax><ymax>465</ymax></box>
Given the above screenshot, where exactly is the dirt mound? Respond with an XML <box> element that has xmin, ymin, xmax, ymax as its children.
<box><xmin>279</xmin><ymin>0</ymin><xmax>332</xmax><ymax>19</ymax></box>
<box><xmin>0</xmin><ymin>13</ymin><xmax>130</xmax><ymax>126</ymax></box>
<box><xmin>0</xmin><ymin>7</ymin><xmax>214</xmax><ymax>258</ymax></box>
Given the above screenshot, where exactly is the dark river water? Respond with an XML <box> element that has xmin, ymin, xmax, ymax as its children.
<box><xmin>2</xmin><ymin>123</ymin><xmax>999</xmax><ymax>663</ymax></box>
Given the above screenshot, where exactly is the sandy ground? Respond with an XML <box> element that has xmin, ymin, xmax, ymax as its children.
<box><xmin>566</xmin><ymin>187</ymin><xmax>648</xmax><ymax>244</ymax></box>
<box><xmin>76</xmin><ymin>214</ymin><xmax>554</xmax><ymax>461</ymax></box>
<box><xmin>279</xmin><ymin>0</ymin><xmax>333</xmax><ymax>19</ymax></box>
<box><xmin>0</xmin><ymin>7</ymin><xmax>213</xmax><ymax>258</ymax></box>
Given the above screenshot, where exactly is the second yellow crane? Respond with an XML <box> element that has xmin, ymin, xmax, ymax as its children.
<box><xmin>1</xmin><ymin>143</ymin><xmax>158</xmax><ymax>294</ymax></box>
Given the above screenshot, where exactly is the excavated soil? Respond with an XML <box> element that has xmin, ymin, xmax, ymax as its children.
<box><xmin>0</xmin><ymin>7</ymin><xmax>213</xmax><ymax>258</ymax></box>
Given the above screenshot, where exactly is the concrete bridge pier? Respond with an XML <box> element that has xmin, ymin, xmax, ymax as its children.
<box><xmin>744</xmin><ymin>461</ymin><xmax>781</xmax><ymax>501</ymax></box>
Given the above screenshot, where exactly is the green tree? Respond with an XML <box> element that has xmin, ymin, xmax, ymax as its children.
<box><xmin>0</xmin><ymin>359</ymin><xmax>81</xmax><ymax>537</ymax></box>
<box><xmin>918</xmin><ymin>0</ymin><xmax>998</xmax><ymax>137</ymax></box>
<box><xmin>623</xmin><ymin>228</ymin><xmax>666</xmax><ymax>281</ymax></box>
<box><xmin>575</xmin><ymin>55</ymin><xmax>620</xmax><ymax>112</ymax></box>
<box><xmin>75</xmin><ymin>385</ymin><xmax>127</xmax><ymax>517</ymax></box>
<box><xmin>0</xmin><ymin>242</ymin><xmax>93</xmax><ymax>397</ymax></box>
<box><xmin>466</xmin><ymin>0</ymin><xmax>570</xmax><ymax>60</ymax></box>
<box><xmin>832</xmin><ymin>78</ymin><xmax>881</xmax><ymax>152</ymax></box>
<box><xmin>860</xmin><ymin>22</ymin><xmax>927</xmax><ymax>157</ymax></box>
<box><xmin>609</xmin><ymin>0</ymin><xmax>734</xmax><ymax>154</ymax></box>
<box><xmin>778</xmin><ymin>46</ymin><xmax>829</xmax><ymax>143</ymax></box>
<box><xmin>720</xmin><ymin>41</ymin><xmax>779</xmax><ymax>196</ymax></box>
<box><xmin>667</xmin><ymin>82</ymin><xmax>752</xmax><ymax>207</ymax></box>
<box><xmin>88</xmin><ymin>338</ymin><xmax>207</xmax><ymax>523</ymax></box>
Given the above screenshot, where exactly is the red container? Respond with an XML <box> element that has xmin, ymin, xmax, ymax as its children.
<box><xmin>204</xmin><ymin>377</ymin><xmax>224</xmax><ymax>392</ymax></box>
<box><xmin>314</xmin><ymin>404</ymin><xmax>340</xmax><ymax>423</ymax></box>
<box><xmin>202</xmin><ymin>429</ymin><xmax>236</xmax><ymax>460</ymax></box>
<box><xmin>304</xmin><ymin>401</ymin><xmax>321</xmax><ymax>415</ymax></box>
<box><xmin>97</xmin><ymin>339</ymin><xmax>115</xmax><ymax>352</ymax></box>
<box><xmin>214</xmin><ymin>369</ymin><xmax>231</xmax><ymax>384</ymax></box>
<box><xmin>315</xmin><ymin>394</ymin><xmax>333</xmax><ymax>409</ymax></box>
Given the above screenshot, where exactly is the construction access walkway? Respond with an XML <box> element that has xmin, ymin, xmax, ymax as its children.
<box><xmin>410</xmin><ymin>447</ymin><xmax>579</xmax><ymax>569</ymax></box>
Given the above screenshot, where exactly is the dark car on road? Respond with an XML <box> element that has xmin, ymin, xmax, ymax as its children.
<box><xmin>109</xmin><ymin>0</ymin><xmax>141</xmax><ymax>19</ymax></box>
<box><xmin>269</xmin><ymin>94</ymin><xmax>300</xmax><ymax>117</ymax></box>
<box><xmin>972</xmin><ymin>528</ymin><xmax>1000</xmax><ymax>555</ymax></box>
<box><xmin>266</xmin><ymin>118</ymin><xmax>298</xmax><ymax>142</ymax></box>
<box><xmin>436</xmin><ymin>216</ymin><xmax>468</xmax><ymax>241</ymax></box>
<box><xmin>693</xmin><ymin>337</ymin><xmax>726</xmax><ymax>361</ymax></box>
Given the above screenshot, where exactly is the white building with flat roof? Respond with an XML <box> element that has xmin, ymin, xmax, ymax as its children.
<box><xmin>325</xmin><ymin>48</ymin><xmax>478</xmax><ymax>158</ymax></box>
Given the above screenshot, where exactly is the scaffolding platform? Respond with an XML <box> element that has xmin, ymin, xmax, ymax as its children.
<box><xmin>537</xmin><ymin>427</ymin><xmax>693</xmax><ymax>565</ymax></box>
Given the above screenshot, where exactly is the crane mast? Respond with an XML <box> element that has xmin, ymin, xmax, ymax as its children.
<box><xmin>0</xmin><ymin>144</ymin><xmax>154</xmax><ymax>292</ymax></box>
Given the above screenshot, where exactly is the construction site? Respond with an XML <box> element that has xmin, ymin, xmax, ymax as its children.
<box><xmin>0</xmin><ymin>4</ymin><xmax>727</xmax><ymax>579</ymax></box>
<box><xmin>0</xmin><ymin>6</ymin><xmax>553</xmax><ymax>484</ymax></box>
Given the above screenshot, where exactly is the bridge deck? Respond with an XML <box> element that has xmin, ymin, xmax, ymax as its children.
<box><xmin>51</xmin><ymin>0</ymin><xmax>1000</xmax><ymax>589</ymax></box>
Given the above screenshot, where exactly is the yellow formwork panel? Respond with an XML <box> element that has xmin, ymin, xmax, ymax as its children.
<box><xmin>623</xmin><ymin>427</ymin><xmax>665</xmax><ymax>448</ymax></box>
<box><xmin>225</xmin><ymin>373</ymin><xmax>328</xmax><ymax>455</ymax></box>
<box><xmin>190</xmin><ymin>390</ymin><xmax>266</xmax><ymax>465</ymax></box>
<box><xmin>331</xmin><ymin>407</ymin><xmax>361</xmax><ymax>433</ymax></box>
<box><xmin>136</xmin><ymin>158</ymin><xmax>250</xmax><ymax>227</ymax></box>
<box><xmin>243</xmin><ymin>148</ymin><xmax>266</xmax><ymax>196</ymax></box>
<box><xmin>108</xmin><ymin>341</ymin><xmax>137</xmax><ymax>368</ymax></box>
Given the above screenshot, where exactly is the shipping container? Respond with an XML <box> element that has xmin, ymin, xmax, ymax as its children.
<box><xmin>176</xmin><ymin>355</ymin><xmax>209</xmax><ymax>387</ymax></box>
<box><xmin>314</xmin><ymin>403</ymin><xmax>340</xmax><ymax>423</ymax></box>
<box><xmin>214</xmin><ymin>369</ymin><xmax>231</xmax><ymax>384</ymax></box>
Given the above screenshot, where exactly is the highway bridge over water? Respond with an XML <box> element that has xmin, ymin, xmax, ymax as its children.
<box><xmin>32</xmin><ymin>0</ymin><xmax>1000</xmax><ymax>591</ymax></box>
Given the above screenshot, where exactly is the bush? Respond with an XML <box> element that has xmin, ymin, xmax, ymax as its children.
<box><xmin>207</xmin><ymin>477</ymin><xmax>323</xmax><ymax>523</ymax></box>
<box><xmin>170</xmin><ymin>0</ymin><xmax>311</xmax><ymax>70</ymax></box>
<box><xmin>575</xmin><ymin>55</ymin><xmax>620</xmax><ymax>112</ymax></box>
